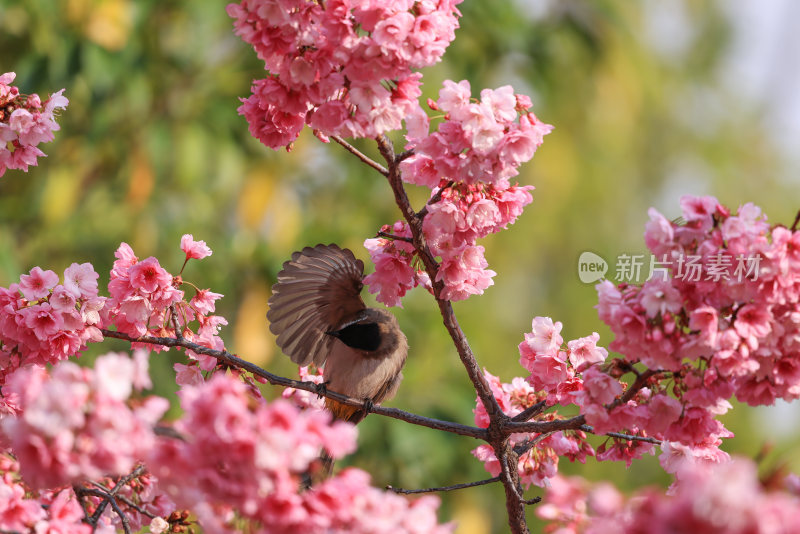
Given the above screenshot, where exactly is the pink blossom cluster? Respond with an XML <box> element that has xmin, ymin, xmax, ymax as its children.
<box><xmin>0</xmin><ymin>72</ymin><xmax>68</xmax><ymax>177</ymax></box>
<box><xmin>147</xmin><ymin>374</ymin><xmax>356</xmax><ymax>519</ymax></box>
<box><xmin>0</xmin><ymin>452</ymin><xmax>147</xmax><ymax>533</ymax></box>
<box><xmin>473</xmin><ymin>196</ymin><xmax>799</xmax><ymax>482</ymax></box>
<box><xmin>363</xmin><ymin>81</ymin><xmax>549</xmax><ymax>305</ymax></box>
<box><xmin>518</xmin><ymin>317</ymin><xmax>607</xmax><ymax>406</ymax></box>
<box><xmin>282</xmin><ymin>365</ymin><xmax>327</xmax><ymax>411</ymax></box>
<box><xmin>303</xmin><ymin>468</ymin><xmax>454</xmax><ymax>534</ymax></box>
<box><xmin>471</xmin><ymin>370</ymin><xmax>593</xmax><ymax>488</ymax></box>
<box><xmin>76</xmin><ymin>469</ymin><xmax>177</xmax><ymax>533</ymax></box>
<box><xmin>364</xmin><ymin>182</ymin><xmax>534</xmax><ymax>304</ymax></box>
<box><xmin>0</xmin><ymin>353</ymin><xmax>167</xmax><ymax>490</ymax></box>
<box><xmin>0</xmin><ymin>263</ymin><xmax>105</xmax><ymax>388</ymax></box>
<box><xmin>401</xmin><ymin>80</ymin><xmax>553</xmax><ymax>189</ymax></box>
<box><xmin>139</xmin><ymin>484</ymin><xmax>183</xmax><ymax>532</ymax></box>
<box><xmin>364</xmin><ymin>220</ymin><xmax>429</xmax><ymax>307</ymax></box>
<box><xmin>589</xmin><ymin>197</ymin><xmax>800</xmax><ymax>448</ymax></box>
<box><xmin>227</xmin><ymin>0</ymin><xmax>463</xmax><ymax>149</ymax></box>
<box><xmin>516</xmin><ymin>315</ymin><xmax>730</xmax><ymax>466</ymax></box>
<box><xmin>148</xmin><ymin>374</ymin><xmax>451</xmax><ymax>533</ymax></box>
<box><xmin>106</xmin><ymin>235</ymin><xmax>226</xmax><ymax>371</ymax></box>
<box><xmin>538</xmin><ymin>457</ymin><xmax>800</xmax><ymax>533</ymax></box>
<box><xmin>0</xmin><ymin>476</ymin><xmax>92</xmax><ymax>534</ymax></box>
<box><xmin>0</xmin><ymin>462</ymin><xmax>173</xmax><ymax>534</ymax></box>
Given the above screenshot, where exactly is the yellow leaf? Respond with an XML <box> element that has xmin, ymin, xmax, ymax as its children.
<box><xmin>452</xmin><ymin>499</ymin><xmax>492</xmax><ymax>534</ymax></box>
<box><xmin>85</xmin><ymin>0</ymin><xmax>133</xmax><ymax>51</ymax></box>
<box><xmin>238</xmin><ymin>170</ymin><xmax>275</xmax><ymax>230</ymax></box>
<box><xmin>264</xmin><ymin>186</ymin><xmax>300</xmax><ymax>250</ymax></box>
<box><xmin>41</xmin><ymin>168</ymin><xmax>80</xmax><ymax>225</ymax></box>
<box><xmin>127</xmin><ymin>146</ymin><xmax>154</xmax><ymax>210</ymax></box>
<box><xmin>234</xmin><ymin>281</ymin><xmax>274</xmax><ymax>367</ymax></box>
<box><xmin>238</xmin><ymin>169</ymin><xmax>300</xmax><ymax>249</ymax></box>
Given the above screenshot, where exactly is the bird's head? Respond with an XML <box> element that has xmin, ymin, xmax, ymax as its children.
<box><xmin>326</xmin><ymin>308</ymin><xmax>405</xmax><ymax>357</ymax></box>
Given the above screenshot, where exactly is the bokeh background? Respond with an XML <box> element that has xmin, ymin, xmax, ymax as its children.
<box><xmin>2</xmin><ymin>0</ymin><xmax>799</xmax><ymax>531</ymax></box>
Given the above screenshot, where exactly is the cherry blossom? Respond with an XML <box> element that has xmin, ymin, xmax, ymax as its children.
<box><xmin>227</xmin><ymin>0</ymin><xmax>463</xmax><ymax>149</ymax></box>
<box><xmin>180</xmin><ymin>234</ymin><xmax>212</xmax><ymax>261</ymax></box>
<box><xmin>598</xmin><ymin>196</ymin><xmax>800</xmax><ymax>413</ymax></box>
<box><xmin>538</xmin><ymin>458</ymin><xmax>800</xmax><ymax>533</ymax></box>
<box><xmin>401</xmin><ymin>80</ymin><xmax>552</xmax><ymax>189</ymax></box>
<box><xmin>282</xmin><ymin>365</ymin><xmax>326</xmax><ymax>411</ymax></box>
<box><xmin>105</xmin><ymin>237</ymin><xmax>227</xmax><ymax>370</ymax></box>
<box><xmin>366</xmin><ymin>182</ymin><xmax>534</xmax><ymax>304</ymax></box>
<box><xmin>0</xmin><ymin>354</ymin><xmax>167</xmax><ymax>490</ymax></box>
<box><xmin>0</xmin><ymin>72</ymin><xmax>68</xmax><ymax>177</ymax></box>
<box><xmin>472</xmin><ymin>370</ymin><xmax>593</xmax><ymax>488</ymax></box>
<box><xmin>147</xmin><ymin>373</ymin><xmax>452</xmax><ymax>533</ymax></box>
<box><xmin>0</xmin><ymin>264</ymin><xmax>105</xmax><ymax>385</ymax></box>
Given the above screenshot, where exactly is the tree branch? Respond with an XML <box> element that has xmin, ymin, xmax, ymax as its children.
<box><xmin>416</xmin><ymin>181</ymin><xmax>453</xmax><ymax>220</ymax></box>
<box><xmin>77</xmin><ymin>464</ymin><xmax>148</xmax><ymax>532</ymax></box>
<box><xmin>579</xmin><ymin>425</ymin><xmax>662</xmax><ymax>445</ymax></box>
<box><xmin>506</xmin><ymin>370</ymin><xmax>662</xmax><ymax>434</ymax></box>
<box><xmin>330</xmin><ymin>135</ymin><xmax>389</xmax><ymax>176</ymax></box>
<box><xmin>374</xmin><ymin>135</ymin><xmax>504</xmax><ymax>422</ymax></box>
<box><xmin>377</xmin><ymin>230</ymin><xmax>414</xmax><ymax>243</ymax></box>
<box><xmin>374</xmin><ymin>134</ymin><xmax>535</xmax><ymax>533</ymax></box>
<box><xmin>510</xmin><ymin>401</ymin><xmax>547</xmax><ymax>422</ymax></box>
<box><xmin>498</xmin><ymin>443</ymin><xmax>533</xmax><ymax>529</ymax></box>
<box><xmin>387</xmin><ymin>476</ymin><xmax>500</xmax><ymax>494</ymax></box>
<box><xmin>512</xmin><ymin>431</ymin><xmax>555</xmax><ymax>457</ymax></box>
<box><xmin>502</xmin><ymin>413</ymin><xmax>586</xmax><ymax>435</ymax></box>
<box><xmin>396</xmin><ymin>148</ymin><xmax>415</xmax><ymax>162</ymax></box>
<box><xmin>99</xmin><ymin>329</ymin><xmax>487</xmax><ymax>440</ymax></box>
<box><xmin>79</xmin><ymin>487</ymin><xmax>132</xmax><ymax>534</ymax></box>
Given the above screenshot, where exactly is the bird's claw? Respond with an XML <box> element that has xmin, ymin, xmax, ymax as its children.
<box><xmin>361</xmin><ymin>398</ymin><xmax>375</xmax><ymax>414</ymax></box>
<box><xmin>314</xmin><ymin>380</ymin><xmax>330</xmax><ymax>398</ymax></box>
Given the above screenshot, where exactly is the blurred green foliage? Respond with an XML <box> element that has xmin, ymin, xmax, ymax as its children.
<box><xmin>1</xmin><ymin>0</ymin><xmax>798</xmax><ymax>532</ymax></box>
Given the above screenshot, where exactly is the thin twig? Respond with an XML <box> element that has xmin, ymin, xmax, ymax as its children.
<box><xmin>377</xmin><ymin>231</ymin><xmax>414</xmax><ymax>243</ymax></box>
<box><xmin>396</xmin><ymin>148</ymin><xmax>415</xmax><ymax>162</ymax></box>
<box><xmin>617</xmin><ymin>369</ymin><xmax>660</xmax><ymax>405</ymax></box>
<box><xmin>78</xmin><ymin>488</ymin><xmax>132</xmax><ymax>534</ymax></box>
<box><xmin>416</xmin><ymin>181</ymin><xmax>453</xmax><ymax>220</ymax></box>
<box><xmin>507</xmin><ymin>370</ymin><xmax>662</xmax><ymax>434</ymax></box>
<box><xmin>504</xmin><ymin>414</ymin><xmax>586</xmax><ymax>434</ymax></box>
<box><xmin>387</xmin><ymin>476</ymin><xmax>500</xmax><ymax>494</ymax></box>
<box><xmin>99</xmin><ymin>329</ymin><xmax>487</xmax><ymax>440</ymax></box>
<box><xmin>111</xmin><ymin>465</ymin><xmax>147</xmax><ymax>496</ymax></box>
<box><xmin>89</xmin><ymin>488</ymin><xmax>110</xmax><ymax>526</ymax></box>
<box><xmin>791</xmin><ymin>209</ymin><xmax>800</xmax><ymax>232</ymax></box>
<box><xmin>330</xmin><ymin>135</ymin><xmax>389</xmax><ymax>176</ymax></box>
<box><xmin>79</xmin><ymin>465</ymin><xmax>147</xmax><ymax>532</ymax></box>
<box><xmin>512</xmin><ymin>431</ymin><xmax>555</xmax><ymax>457</ymax></box>
<box><xmin>73</xmin><ymin>484</ymin><xmax>93</xmax><ymax>526</ymax></box>
<box><xmin>499</xmin><ymin>446</ymin><xmax>537</xmax><ymax>506</ymax></box>
<box><xmin>510</xmin><ymin>401</ymin><xmax>547</xmax><ymax>422</ymax></box>
<box><xmin>169</xmin><ymin>304</ymin><xmax>183</xmax><ymax>340</ymax></box>
<box><xmin>579</xmin><ymin>425</ymin><xmax>662</xmax><ymax>445</ymax></box>
<box><xmin>115</xmin><ymin>495</ymin><xmax>158</xmax><ymax>519</ymax></box>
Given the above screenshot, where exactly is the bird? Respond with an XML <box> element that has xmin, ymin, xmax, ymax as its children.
<box><xmin>267</xmin><ymin>244</ymin><xmax>408</xmax><ymax>425</ymax></box>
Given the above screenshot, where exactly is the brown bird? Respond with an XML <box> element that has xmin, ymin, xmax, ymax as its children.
<box><xmin>267</xmin><ymin>244</ymin><xmax>408</xmax><ymax>425</ymax></box>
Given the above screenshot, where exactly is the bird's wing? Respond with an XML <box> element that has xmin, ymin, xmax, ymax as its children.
<box><xmin>267</xmin><ymin>244</ymin><xmax>366</xmax><ymax>366</ymax></box>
